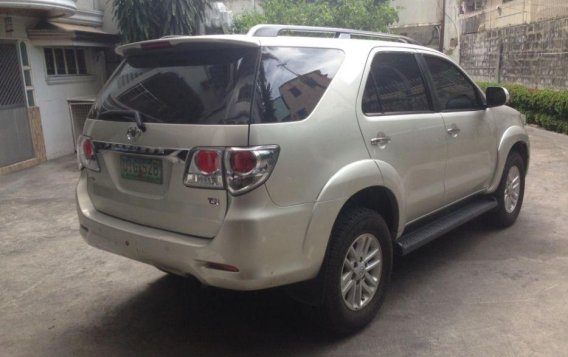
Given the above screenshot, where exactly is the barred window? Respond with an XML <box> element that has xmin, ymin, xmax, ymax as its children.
<box><xmin>44</xmin><ymin>48</ymin><xmax>88</xmax><ymax>76</ymax></box>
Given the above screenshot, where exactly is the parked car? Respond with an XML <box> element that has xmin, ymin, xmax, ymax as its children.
<box><xmin>76</xmin><ymin>24</ymin><xmax>529</xmax><ymax>334</ymax></box>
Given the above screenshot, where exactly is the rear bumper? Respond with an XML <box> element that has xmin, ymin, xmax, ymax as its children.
<box><xmin>76</xmin><ymin>172</ymin><xmax>317</xmax><ymax>290</ymax></box>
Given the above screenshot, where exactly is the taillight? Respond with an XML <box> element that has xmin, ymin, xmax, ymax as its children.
<box><xmin>77</xmin><ymin>135</ymin><xmax>100</xmax><ymax>172</ymax></box>
<box><xmin>225</xmin><ymin>146</ymin><xmax>279</xmax><ymax>196</ymax></box>
<box><xmin>184</xmin><ymin>148</ymin><xmax>224</xmax><ymax>189</ymax></box>
<box><xmin>195</xmin><ymin>150</ymin><xmax>221</xmax><ymax>174</ymax></box>
<box><xmin>230</xmin><ymin>151</ymin><xmax>256</xmax><ymax>174</ymax></box>
<box><xmin>183</xmin><ymin>145</ymin><xmax>279</xmax><ymax>195</ymax></box>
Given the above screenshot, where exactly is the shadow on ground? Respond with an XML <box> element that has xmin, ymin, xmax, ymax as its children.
<box><xmin>49</xmin><ymin>215</ymin><xmax>518</xmax><ymax>356</ymax></box>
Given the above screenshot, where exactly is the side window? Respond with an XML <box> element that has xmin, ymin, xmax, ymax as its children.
<box><xmin>362</xmin><ymin>52</ymin><xmax>430</xmax><ymax>115</ymax></box>
<box><xmin>253</xmin><ymin>47</ymin><xmax>345</xmax><ymax>123</ymax></box>
<box><xmin>424</xmin><ymin>56</ymin><xmax>482</xmax><ymax>111</ymax></box>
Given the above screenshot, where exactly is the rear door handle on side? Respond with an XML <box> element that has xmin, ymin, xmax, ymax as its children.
<box><xmin>446</xmin><ymin>124</ymin><xmax>461</xmax><ymax>137</ymax></box>
<box><xmin>370</xmin><ymin>132</ymin><xmax>391</xmax><ymax>147</ymax></box>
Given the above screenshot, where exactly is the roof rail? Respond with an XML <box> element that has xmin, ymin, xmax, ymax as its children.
<box><xmin>247</xmin><ymin>24</ymin><xmax>419</xmax><ymax>45</ymax></box>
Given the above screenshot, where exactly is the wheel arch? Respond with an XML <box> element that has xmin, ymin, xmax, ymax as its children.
<box><xmin>488</xmin><ymin>126</ymin><xmax>530</xmax><ymax>193</ymax></box>
<box><xmin>291</xmin><ymin>184</ymin><xmax>400</xmax><ymax>306</ymax></box>
<box><xmin>336</xmin><ymin>186</ymin><xmax>399</xmax><ymax>240</ymax></box>
<box><xmin>300</xmin><ymin>159</ymin><xmax>403</xmax><ymax>282</ymax></box>
<box><xmin>511</xmin><ymin>141</ymin><xmax>529</xmax><ymax>173</ymax></box>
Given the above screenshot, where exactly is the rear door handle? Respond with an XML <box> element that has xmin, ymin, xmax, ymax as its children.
<box><xmin>446</xmin><ymin>124</ymin><xmax>461</xmax><ymax>137</ymax></box>
<box><xmin>370</xmin><ymin>133</ymin><xmax>391</xmax><ymax>146</ymax></box>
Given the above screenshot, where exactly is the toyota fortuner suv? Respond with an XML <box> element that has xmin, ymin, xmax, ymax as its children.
<box><xmin>76</xmin><ymin>24</ymin><xmax>530</xmax><ymax>334</ymax></box>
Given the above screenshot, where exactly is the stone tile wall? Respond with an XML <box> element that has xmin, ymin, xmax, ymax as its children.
<box><xmin>460</xmin><ymin>17</ymin><xmax>568</xmax><ymax>89</ymax></box>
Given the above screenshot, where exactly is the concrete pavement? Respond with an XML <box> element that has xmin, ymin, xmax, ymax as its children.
<box><xmin>1</xmin><ymin>126</ymin><xmax>568</xmax><ymax>356</ymax></box>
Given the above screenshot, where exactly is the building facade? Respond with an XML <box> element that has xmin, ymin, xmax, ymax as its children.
<box><xmin>455</xmin><ymin>0</ymin><xmax>568</xmax><ymax>88</ymax></box>
<box><xmin>0</xmin><ymin>0</ymin><xmax>118</xmax><ymax>174</ymax></box>
<box><xmin>390</xmin><ymin>0</ymin><xmax>445</xmax><ymax>50</ymax></box>
<box><xmin>390</xmin><ymin>0</ymin><xmax>568</xmax><ymax>79</ymax></box>
<box><xmin>458</xmin><ymin>0</ymin><xmax>568</xmax><ymax>33</ymax></box>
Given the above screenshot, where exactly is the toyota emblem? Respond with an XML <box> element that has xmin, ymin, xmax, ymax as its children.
<box><xmin>126</xmin><ymin>126</ymin><xmax>142</xmax><ymax>142</ymax></box>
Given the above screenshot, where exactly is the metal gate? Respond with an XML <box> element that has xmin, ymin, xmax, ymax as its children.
<box><xmin>0</xmin><ymin>42</ymin><xmax>34</xmax><ymax>167</ymax></box>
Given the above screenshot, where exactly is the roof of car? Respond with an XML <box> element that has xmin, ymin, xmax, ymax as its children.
<box><xmin>116</xmin><ymin>24</ymin><xmax>446</xmax><ymax>59</ymax></box>
<box><xmin>117</xmin><ymin>34</ymin><xmax>443</xmax><ymax>57</ymax></box>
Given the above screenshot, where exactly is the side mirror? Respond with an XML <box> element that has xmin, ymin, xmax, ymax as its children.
<box><xmin>486</xmin><ymin>87</ymin><xmax>510</xmax><ymax>107</ymax></box>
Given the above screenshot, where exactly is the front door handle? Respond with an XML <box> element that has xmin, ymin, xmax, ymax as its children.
<box><xmin>447</xmin><ymin>124</ymin><xmax>461</xmax><ymax>137</ymax></box>
<box><xmin>370</xmin><ymin>132</ymin><xmax>391</xmax><ymax>147</ymax></box>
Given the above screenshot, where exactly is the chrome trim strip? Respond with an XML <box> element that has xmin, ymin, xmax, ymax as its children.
<box><xmin>93</xmin><ymin>141</ymin><xmax>190</xmax><ymax>163</ymax></box>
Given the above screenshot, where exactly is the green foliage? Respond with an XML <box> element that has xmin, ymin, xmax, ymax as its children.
<box><xmin>113</xmin><ymin>0</ymin><xmax>208</xmax><ymax>43</ymax></box>
<box><xmin>478</xmin><ymin>82</ymin><xmax>568</xmax><ymax>135</ymax></box>
<box><xmin>233</xmin><ymin>0</ymin><xmax>398</xmax><ymax>34</ymax></box>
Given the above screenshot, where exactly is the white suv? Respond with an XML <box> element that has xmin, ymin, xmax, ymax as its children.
<box><xmin>76</xmin><ymin>25</ymin><xmax>530</xmax><ymax>334</ymax></box>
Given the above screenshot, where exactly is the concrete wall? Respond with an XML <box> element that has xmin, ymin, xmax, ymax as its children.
<box><xmin>30</xmin><ymin>46</ymin><xmax>106</xmax><ymax>159</ymax></box>
<box><xmin>389</xmin><ymin>0</ymin><xmax>443</xmax><ymax>50</ymax></box>
<box><xmin>442</xmin><ymin>0</ymin><xmax>462</xmax><ymax>61</ymax></box>
<box><xmin>1</xmin><ymin>13</ymin><xmax>108</xmax><ymax>159</ymax></box>
<box><xmin>459</xmin><ymin>0</ymin><xmax>568</xmax><ymax>33</ymax></box>
<box><xmin>460</xmin><ymin>16</ymin><xmax>568</xmax><ymax>89</ymax></box>
<box><xmin>96</xmin><ymin>0</ymin><xmax>118</xmax><ymax>34</ymax></box>
<box><xmin>392</xmin><ymin>0</ymin><xmax>443</xmax><ymax>27</ymax></box>
<box><xmin>76</xmin><ymin>0</ymin><xmax>96</xmax><ymax>10</ymax></box>
<box><xmin>223</xmin><ymin>0</ymin><xmax>259</xmax><ymax>15</ymax></box>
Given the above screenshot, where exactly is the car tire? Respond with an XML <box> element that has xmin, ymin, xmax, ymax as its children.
<box><xmin>316</xmin><ymin>208</ymin><xmax>392</xmax><ymax>335</ymax></box>
<box><xmin>490</xmin><ymin>151</ymin><xmax>526</xmax><ymax>228</ymax></box>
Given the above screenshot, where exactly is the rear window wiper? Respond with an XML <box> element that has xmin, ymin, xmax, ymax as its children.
<box><xmin>99</xmin><ymin>110</ymin><xmax>146</xmax><ymax>132</ymax></box>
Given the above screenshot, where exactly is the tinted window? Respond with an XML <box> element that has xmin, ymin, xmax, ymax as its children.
<box><xmin>91</xmin><ymin>47</ymin><xmax>259</xmax><ymax>125</ymax></box>
<box><xmin>424</xmin><ymin>56</ymin><xmax>482</xmax><ymax>111</ymax></box>
<box><xmin>253</xmin><ymin>47</ymin><xmax>345</xmax><ymax>123</ymax></box>
<box><xmin>362</xmin><ymin>53</ymin><xmax>430</xmax><ymax>114</ymax></box>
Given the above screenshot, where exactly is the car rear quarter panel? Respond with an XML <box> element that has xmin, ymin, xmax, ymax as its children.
<box><xmin>248</xmin><ymin>46</ymin><xmax>372</xmax><ymax>207</ymax></box>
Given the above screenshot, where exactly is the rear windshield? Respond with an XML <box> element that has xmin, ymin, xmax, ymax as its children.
<box><xmin>90</xmin><ymin>45</ymin><xmax>344</xmax><ymax>125</ymax></box>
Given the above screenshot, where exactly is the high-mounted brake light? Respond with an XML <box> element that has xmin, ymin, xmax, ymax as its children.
<box><xmin>141</xmin><ymin>41</ymin><xmax>172</xmax><ymax>50</ymax></box>
<box><xmin>77</xmin><ymin>135</ymin><xmax>100</xmax><ymax>172</ymax></box>
<box><xmin>183</xmin><ymin>145</ymin><xmax>280</xmax><ymax>195</ymax></box>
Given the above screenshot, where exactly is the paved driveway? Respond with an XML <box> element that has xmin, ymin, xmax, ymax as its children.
<box><xmin>1</xmin><ymin>126</ymin><xmax>568</xmax><ymax>356</ymax></box>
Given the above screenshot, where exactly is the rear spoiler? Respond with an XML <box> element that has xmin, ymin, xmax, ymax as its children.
<box><xmin>116</xmin><ymin>35</ymin><xmax>260</xmax><ymax>57</ymax></box>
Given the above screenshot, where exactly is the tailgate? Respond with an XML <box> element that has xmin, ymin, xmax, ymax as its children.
<box><xmin>83</xmin><ymin>40</ymin><xmax>258</xmax><ymax>237</ymax></box>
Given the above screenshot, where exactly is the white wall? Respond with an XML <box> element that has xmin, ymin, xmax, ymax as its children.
<box><xmin>0</xmin><ymin>14</ymin><xmax>36</xmax><ymax>39</ymax></box>
<box><xmin>30</xmin><ymin>46</ymin><xmax>106</xmax><ymax>159</ymax></box>
<box><xmin>392</xmin><ymin>0</ymin><xmax>443</xmax><ymax>27</ymax></box>
<box><xmin>76</xmin><ymin>0</ymin><xmax>97</xmax><ymax>10</ymax></box>
<box><xmin>443</xmin><ymin>0</ymin><xmax>461</xmax><ymax>61</ymax></box>
<box><xmin>96</xmin><ymin>0</ymin><xmax>118</xmax><ymax>34</ymax></box>
<box><xmin>1</xmin><ymin>14</ymin><xmax>108</xmax><ymax>160</ymax></box>
<box><xmin>223</xmin><ymin>0</ymin><xmax>259</xmax><ymax>15</ymax></box>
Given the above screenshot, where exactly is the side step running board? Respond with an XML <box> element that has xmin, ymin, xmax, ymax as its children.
<box><xmin>396</xmin><ymin>197</ymin><xmax>498</xmax><ymax>256</ymax></box>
